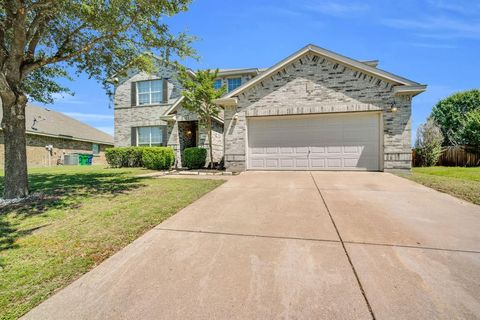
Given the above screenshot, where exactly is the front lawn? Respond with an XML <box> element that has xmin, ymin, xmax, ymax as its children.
<box><xmin>401</xmin><ymin>167</ymin><xmax>480</xmax><ymax>205</ymax></box>
<box><xmin>0</xmin><ymin>166</ymin><xmax>224</xmax><ymax>320</ymax></box>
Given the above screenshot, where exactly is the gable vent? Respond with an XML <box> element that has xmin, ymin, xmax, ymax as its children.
<box><xmin>312</xmin><ymin>56</ymin><xmax>319</xmax><ymax>62</ymax></box>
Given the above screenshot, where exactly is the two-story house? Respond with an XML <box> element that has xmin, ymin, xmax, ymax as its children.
<box><xmin>114</xmin><ymin>44</ymin><xmax>425</xmax><ymax>172</ymax></box>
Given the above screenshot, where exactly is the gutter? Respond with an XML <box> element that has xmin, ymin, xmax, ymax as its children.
<box><xmin>0</xmin><ymin>128</ymin><xmax>113</xmax><ymax>146</ymax></box>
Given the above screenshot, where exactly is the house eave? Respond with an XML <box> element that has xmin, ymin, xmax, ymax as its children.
<box><xmin>214</xmin><ymin>97</ymin><xmax>238</xmax><ymax>107</ymax></box>
<box><xmin>0</xmin><ymin>128</ymin><xmax>113</xmax><ymax>145</ymax></box>
<box><xmin>393</xmin><ymin>85</ymin><xmax>427</xmax><ymax>96</ymax></box>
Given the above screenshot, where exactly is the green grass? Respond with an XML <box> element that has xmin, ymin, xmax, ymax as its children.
<box><xmin>401</xmin><ymin>167</ymin><xmax>480</xmax><ymax>205</ymax></box>
<box><xmin>0</xmin><ymin>165</ymin><xmax>224</xmax><ymax>320</ymax></box>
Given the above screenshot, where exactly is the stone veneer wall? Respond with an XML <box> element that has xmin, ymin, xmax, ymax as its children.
<box><xmin>114</xmin><ymin>63</ymin><xmax>225</xmax><ymax>168</ymax></box>
<box><xmin>0</xmin><ymin>132</ymin><xmax>111</xmax><ymax>167</ymax></box>
<box><xmin>114</xmin><ymin>62</ymin><xmax>183</xmax><ymax>147</ymax></box>
<box><xmin>224</xmin><ymin>52</ymin><xmax>413</xmax><ymax>172</ymax></box>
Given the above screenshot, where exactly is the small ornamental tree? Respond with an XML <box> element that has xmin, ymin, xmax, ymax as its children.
<box><xmin>0</xmin><ymin>0</ymin><xmax>195</xmax><ymax>198</ymax></box>
<box><xmin>415</xmin><ymin>118</ymin><xmax>444</xmax><ymax>167</ymax></box>
<box><xmin>431</xmin><ymin>89</ymin><xmax>480</xmax><ymax>145</ymax></box>
<box><xmin>179</xmin><ymin>69</ymin><xmax>226</xmax><ymax>168</ymax></box>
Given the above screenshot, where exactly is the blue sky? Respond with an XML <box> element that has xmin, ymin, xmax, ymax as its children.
<box><xmin>40</xmin><ymin>0</ymin><xmax>480</xmax><ymax>143</ymax></box>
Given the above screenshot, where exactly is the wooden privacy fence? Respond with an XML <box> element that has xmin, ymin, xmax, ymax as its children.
<box><xmin>413</xmin><ymin>146</ymin><xmax>480</xmax><ymax>167</ymax></box>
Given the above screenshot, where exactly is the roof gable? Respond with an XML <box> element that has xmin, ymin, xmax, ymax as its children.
<box><xmin>221</xmin><ymin>44</ymin><xmax>425</xmax><ymax>99</ymax></box>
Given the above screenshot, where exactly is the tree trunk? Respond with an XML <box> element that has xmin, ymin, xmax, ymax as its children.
<box><xmin>1</xmin><ymin>92</ymin><xmax>29</xmax><ymax>199</ymax></box>
<box><xmin>207</xmin><ymin>117</ymin><xmax>214</xmax><ymax>169</ymax></box>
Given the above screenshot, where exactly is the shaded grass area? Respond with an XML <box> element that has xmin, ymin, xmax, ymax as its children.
<box><xmin>0</xmin><ymin>166</ymin><xmax>224</xmax><ymax>319</ymax></box>
<box><xmin>401</xmin><ymin>167</ymin><xmax>480</xmax><ymax>205</ymax></box>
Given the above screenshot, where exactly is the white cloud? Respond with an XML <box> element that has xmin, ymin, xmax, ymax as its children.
<box><xmin>303</xmin><ymin>1</ymin><xmax>369</xmax><ymax>16</ymax></box>
<box><xmin>399</xmin><ymin>42</ymin><xmax>456</xmax><ymax>49</ymax></box>
<box><xmin>63</xmin><ymin>112</ymin><xmax>113</xmax><ymax>121</ymax></box>
<box><xmin>427</xmin><ymin>0</ymin><xmax>479</xmax><ymax>15</ymax></box>
<box><xmin>382</xmin><ymin>16</ymin><xmax>480</xmax><ymax>39</ymax></box>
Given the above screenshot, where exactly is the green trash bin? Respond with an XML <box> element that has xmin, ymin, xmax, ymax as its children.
<box><xmin>78</xmin><ymin>154</ymin><xmax>93</xmax><ymax>166</ymax></box>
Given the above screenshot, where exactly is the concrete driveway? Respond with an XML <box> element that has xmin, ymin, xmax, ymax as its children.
<box><xmin>24</xmin><ymin>172</ymin><xmax>480</xmax><ymax>319</ymax></box>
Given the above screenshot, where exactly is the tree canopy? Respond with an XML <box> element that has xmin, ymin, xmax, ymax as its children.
<box><xmin>431</xmin><ymin>89</ymin><xmax>480</xmax><ymax>146</ymax></box>
<box><xmin>0</xmin><ymin>0</ymin><xmax>195</xmax><ymax>103</ymax></box>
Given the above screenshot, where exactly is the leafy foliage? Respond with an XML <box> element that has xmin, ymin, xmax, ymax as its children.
<box><xmin>415</xmin><ymin>118</ymin><xmax>444</xmax><ymax>167</ymax></box>
<box><xmin>179</xmin><ymin>69</ymin><xmax>226</xmax><ymax>167</ymax></box>
<box><xmin>105</xmin><ymin>147</ymin><xmax>174</xmax><ymax>170</ymax></box>
<box><xmin>1</xmin><ymin>0</ymin><xmax>196</xmax><ymax>97</ymax></box>
<box><xmin>462</xmin><ymin>109</ymin><xmax>480</xmax><ymax>147</ymax></box>
<box><xmin>431</xmin><ymin>89</ymin><xmax>480</xmax><ymax>145</ymax></box>
<box><xmin>183</xmin><ymin>147</ymin><xmax>207</xmax><ymax>169</ymax></box>
<box><xmin>141</xmin><ymin>147</ymin><xmax>175</xmax><ymax>170</ymax></box>
<box><xmin>105</xmin><ymin>147</ymin><xmax>144</xmax><ymax>168</ymax></box>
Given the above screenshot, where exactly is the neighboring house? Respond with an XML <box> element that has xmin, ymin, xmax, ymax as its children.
<box><xmin>0</xmin><ymin>104</ymin><xmax>113</xmax><ymax>167</ymax></box>
<box><xmin>114</xmin><ymin>44</ymin><xmax>426</xmax><ymax>172</ymax></box>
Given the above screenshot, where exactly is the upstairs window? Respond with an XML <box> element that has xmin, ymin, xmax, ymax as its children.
<box><xmin>227</xmin><ymin>78</ymin><xmax>242</xmax><ymax>92</ymax></box>
<box><xmin>214</xmin><ymin>79</ymin><xmax>223</xmax><ymax>90</ymax></box>
<box><xmin>137</xmin><ymin>126</ymin><xmax>163</xmax><ymax>146</ymax></box>
<box><xmin>137</xmin><ymin>80</ymin><xmax>162</xmax><ymax>105</ymax></box>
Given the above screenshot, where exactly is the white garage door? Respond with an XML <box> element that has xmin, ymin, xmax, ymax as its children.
<box><xmin>247</xmin><ymin>112</ymin><xmax>381</xmax><ymax>171</ymax></box>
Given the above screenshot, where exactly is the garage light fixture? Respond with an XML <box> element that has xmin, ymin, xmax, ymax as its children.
<box><xmin>390</xmin><ymin>101</ymin><xmax>398</xmax><ymax>113</ymax></box>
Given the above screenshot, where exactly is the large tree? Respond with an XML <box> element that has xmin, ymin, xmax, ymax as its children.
<box><xmin>0</xmin><ymin>0</ymin><xmax>194</xmax><ymax>198</ymax></box>
<box><xmin>431</xmin><ymin>89</ymin><xmax>480</xmax><ymax>146</ymax></box>
<box><xmin>179</xmin><ymin>69</ymin><xmax>225</xmax><ymax>168</ymax></box>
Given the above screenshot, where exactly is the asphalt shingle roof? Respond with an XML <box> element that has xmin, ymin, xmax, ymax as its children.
<box><xmin>0</xmin><ymin>104</ymin><xmax>113</xmax><ymax>145</ymax></box>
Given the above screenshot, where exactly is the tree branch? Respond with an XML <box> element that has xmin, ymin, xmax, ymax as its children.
<box><xmin>21</xmin><ymin>15</ymin><xmax>138</xmax><ymax>77</ymax></box>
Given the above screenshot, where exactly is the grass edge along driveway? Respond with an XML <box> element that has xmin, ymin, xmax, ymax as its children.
<box><xmin>0</xmin><ymin>166</ymin><xmax>224</xmax><ymax>320</ymax></box>
<box><xmin>399</xmin><ymin>166</ymin><xmax>480</xmax><ymax>205</ymax></box>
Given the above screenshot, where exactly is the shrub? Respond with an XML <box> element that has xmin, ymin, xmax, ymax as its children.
<box><xmin>183</xmin><ymin>147</ymin><xmax>206</xmax><ymax>169</ymax></box>
<box><xmin>105</xmin><ymin>147</ymin><xmax>144</xmax><ymax>168</ymax></box>
<box><xmin>141</xmin><ymin>147</ymin><xmax>175</xmax><ymax>170</ymax></box>
<box><xmin>415</xmin><ymin>118</ymin><xmax>444</xmax><ymax>166</ymax></box>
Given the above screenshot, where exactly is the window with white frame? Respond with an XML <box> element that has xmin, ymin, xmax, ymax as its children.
<box><xmin>227</xmin><ymin>78</ymin><xmax>241</xmax><ymax>92</ymax></box>
<box><xmin>137</xmin><ymin>79</ymin><xmax>162</xmax><ymax>105</ymax></box>
<box><xmin>214</xmin><ymin>79</ymin><xmax>222</xmax><ymax>89</ymax></box>
<box><xmin>137</xmin><ymin>126</ymin><xmax>163</xmax><ymax>146</ymax></box>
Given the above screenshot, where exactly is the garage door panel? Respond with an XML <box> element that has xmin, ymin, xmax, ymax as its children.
<box><xmin>266</xmin><ymin>159</ymin><xmax>279</xmax><ymax>168</ymax></box>
<box><xmin>310</xmin><ymin>158</ymin><xmax>326</xmax><ymax>168</ymax></box>
<box><xmin>248</xmin><ymin>113</ymin><xmax>380</xmax><ymax>171</ymax></box>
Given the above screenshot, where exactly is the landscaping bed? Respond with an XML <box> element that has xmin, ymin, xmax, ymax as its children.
<box><xmin>0</xmin><ymin>165</ymin><xmax>224</xmax><ymax>319</ymax></box>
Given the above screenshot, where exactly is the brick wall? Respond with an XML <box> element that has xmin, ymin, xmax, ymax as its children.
<box><xmin>224</xmin><ymin>52</ymin><xmax>413</xmax><ymax>172</ymax></box>
<box><xmin>114</xmin><ymin>62</ymin><xmax>225</xmax><ymax>168</ymax></box>
<box><xmin>0</xmin><ymin>132</ymin><xmax>111</xmax><ymax>167</ymax></box>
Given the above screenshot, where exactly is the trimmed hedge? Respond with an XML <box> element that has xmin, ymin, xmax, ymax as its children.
<box><xmin>105</xmin><ymin>146</ymin><xmax>174</xmax><ymax>170</ymax></box>
<box><xmin>183</xmin><ymin>147</ymin><xmax>207</xmax><ymax>169</ymax></box>
<box><xmin>142</xmin><ymin>147</ymin><xmax>175</xmax><ymax>170</ymax></box>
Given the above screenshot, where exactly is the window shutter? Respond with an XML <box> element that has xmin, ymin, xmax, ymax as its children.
<box><xmin>162</xmin><ymin>126</ymin><xmax>168</xmax><ymax>146</ymax></box>
<box><xmin>131</xmin><ymin>127</ymin><xmax>137</xmax><ymax>146</ymax></box>
<box><xmin>162</xmin><ymin>79</ymin><xmax>168</xmax><ymax>103</ymax></box>
<box><xmin>131</xmin><ymin>82</ymin><xmax>136</xmax><ymax>106</ymax></box>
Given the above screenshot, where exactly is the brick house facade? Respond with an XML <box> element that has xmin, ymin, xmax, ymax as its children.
<box><xmin>114</xmin><ymin>44</ymin><xmax>425</xmax><ymax>172</ymax></box>
<box><xmin>0</xmin><ymin>104</ymin><xmax>113</xmax><ymax>167</ymax></box>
